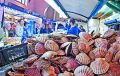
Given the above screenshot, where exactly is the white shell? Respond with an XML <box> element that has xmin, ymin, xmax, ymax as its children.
<box><xmin>40</xmin><ymin>51</ymin><xmax>58</xmax><ymax>59</ymax></box>
<box><xmin>90</xmin><ymin>58</ymin><xmax>109</xmax><ymax>74</ymax></box>
<box><xmin>76</xmin><ymin>53</ymin><xmax>91</xmax><ymax>65</ymax></box>
<box><xmin>74</xmin><ymin>65</ymin><xmax>94</xmax><ymax>76</ymax></box>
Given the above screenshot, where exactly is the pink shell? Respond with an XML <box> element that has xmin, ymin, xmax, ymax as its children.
<box><xmin>76</xmin><ymin>53</ymin><xmax>91</xmax><ymax>65</ymax></box>
<box><xmin>35</xmin><ymin>42</ymin><xmax>46</xmax><ymax>55</ymax></box>
<box><xmin>92</xmin><ymin>48</ymin><xmax>107</xmax><ymax>58</ymax></box>
<box><xmin>90</xmin><ymin>58</ymin><xmax>109</xmax><ymax>74</ymax></box>
<box><xmin>103</xmin><ymin>29</ymin><xmax>115</xmax><ymax>38</ymax></box>
<box><xmin>78</xmin><ymin>43</ymin><xmax>91</xmax><ymax>54</ymax></box>
<box><xmin>105</xmin><ymin>51</ymin><xmax>113</xmax><ymax>63</ymax></box>
<box><xmin>44</xmin><ymin>40</ymin><xmax>59</xmax><ymax>51</ymax></box>
<box><xmin>74</xmin><ymin>65</ymin><xmax>94</xmax><ymax>76</ymax></box>
<box><xmin>113</xmin><ymin>51</ymin><xmax>120</xmax><ymax>62</ymax></box>
<box><xmin>79</xmin><ymin>32</ymin><xmax>92</xmax><ymax>42</ymax></box>
<box><xmin>95</xmin><ymin>38</ymin><xmax>108</xmax><ymax>49</ymax></box>
<box><xmin>65</xmin><ymin>59</ymin><xmax>79</xmax><ymax>71</ymax></box>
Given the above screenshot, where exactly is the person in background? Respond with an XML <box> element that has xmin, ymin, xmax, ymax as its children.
<box><xmin>79</xmin><ymin>25</ymin><xmax>86</xmax><ymax>32</ymax></box>
<box><xmin>15</xmin><ymin>19</ymin><xmax>24</xmax><ymax>37</ymax></box>
<box><xmin>67</xmin><ymin>18</ymin><xmax>80</xmax><ymax>36</ymax></box>
<box><xmin>8</xmin><ymin>23</ymin><xmax>16</xmax><ymax>37</ymax></box>
<box><xmin>21</xmin><ymin>21</ymin><xmax>28</xmax><ymax>43</ymax></box>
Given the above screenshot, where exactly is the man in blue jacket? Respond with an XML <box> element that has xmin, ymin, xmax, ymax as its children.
<box><xmin>67</xmin><ymin>18</ymin><xmax>80</xmax><ymax>36</ymax></box>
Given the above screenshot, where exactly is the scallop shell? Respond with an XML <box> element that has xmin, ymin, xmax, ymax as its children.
<box><xmin>105</xmin><ymin>51</ymin><xmax>113</xmax><ymax>63</ymax></box>
<box><xmin>113</xmin><ymin>51</ymin><xmax>120</xmax><ymax>62</ymax></box>
<box><xmin>60</xmin><ymin>42</ymin><xmax>72</xmax><ymax>49</ymax></box>
<box><xmin>32</xmin><ymin>59</ymin><xmax>51</xmax><ymax>70</ymax></box>
<box><xmin>78</xmin><ymin>43</ymin><xmax>91</xmax><ymax>54</ymax></box>
<box><xmin>65</xmin><ymin>59</ymin><xmax>79</xmax><ymax>71</ymax></box>
<box><xmin>36</xmin><ymin>36</ymin><xmax>48</xmax><ymax>43</ymax></box>
<box><xmin>95</xmin><ymin>38</ymin><xmax>108</xmax><ymax>49</ymax></box>
<box><xmin>92</xmin><ymin>48</ymin><xmax>107</xmax><ymax>58</ymax></box>
<box><xmin>72</xmin><ymin>42</ymin><xmax>79</xmax><ymax>56</ymax></box>
<box><xmin>24</xmin><ymin>54</ymin><xmax>38</xmax><ymax>64</ymax></box>
<box><xmin>76</xmin><ymin>53</ymin><xmax>91</xmax><ymax>65</ymax></box>
<box><xmin>58</xmin><ymin>71</ymin><xmax>73</xmax><ymax>76</ymax></box>
<box><xmin>44</xmin><ymin>40</ymin><xmax>59</xmax><ymax>51</ymax></box>
<box><xmin>40</xmin><ymin>51</ymin><xmax>58</xmax><ymax>59</ymax></box>
<box><xmin>74</xmin><ymin>65</ymin><xmax>94</xmax><ymax>76</ymax></box>
<box><xmin>107</xmin><ymin>63</ymin><xmax>120</xmax><ymax>76</ymax></box>
<box><xmin>90</xmin><ymin>58</ymin><xmax>110</xmax><ymax>74</ymax></box>
<box><xmin>103</xmin><ymin>29</ymin><xmax>116</xmax><ymax>38</ymax></box>
<box><xmin>35</xmin><ymin>42</ymin><xmax>46</xmax><ymax>55</ymax></box>
<box><xmin>79</xmin><ymin>32</ymin><xmax>92</xmax><ymax>42</ymax></box>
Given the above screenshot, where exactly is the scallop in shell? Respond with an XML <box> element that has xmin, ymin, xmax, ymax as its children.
<box><xmin>74</xmin><ymin>65</ymin><xmax>94</xmax><ymax>76</ymax></box>
<box><xmin>92</xmin><ymin>47</ymin><xmax>107</xmax><ymax>58</ymax></box>
<box><xmin>65</xmin><ymin>59</ymin><xmax>79</xmax><ymax>71</ymax></box>
<box><xmin>40</xmin><ymin>51</ymin><xmax>58</xmax><ymax>59</ymax></box>
<box><xmin>103</xmin><ymin>29</ymin><xmax>116</xmax><ymax>38</ymax></box>
<box><xmin>44</xmin><ymin>40</ymin><xmax>59</xmax><ymax>51</ymax></box>
<box><xmin>76</xmin><ymin>53</ymin><xmax>91</xmax><ymax>65</ymax></box>
<box><xmin>79</xmin><ymin>32</ymin><xmax>92</xmax><ymax>42</ymax></box>
<box><xmin>105</xmin><ymin>51</ymin><xmax>113</xmax><ymax>63</ymax></box>
<box><xmin>90</xmin><ymin>58</ymin><xmax>109</xmax><ymax>74</ymax></box>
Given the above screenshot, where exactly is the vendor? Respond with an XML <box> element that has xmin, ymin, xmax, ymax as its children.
<box><xmin>67</xmin><ymin>18</ymin><xmax>80</xmax><ymax>36</ymax></box>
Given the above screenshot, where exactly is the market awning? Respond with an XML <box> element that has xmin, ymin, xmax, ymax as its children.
<box><xmin>54</xmin><ymin>0</ymin><xmax>106</xmax><ymax>22</ymax></box>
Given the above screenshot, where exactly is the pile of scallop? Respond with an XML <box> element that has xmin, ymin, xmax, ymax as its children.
<box><xmin>8</xmin><ymin>29</ymin><xmax>120</xmax><ymax>76</ymax></box>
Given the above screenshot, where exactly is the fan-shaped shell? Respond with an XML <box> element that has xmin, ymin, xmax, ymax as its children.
<box><xmin>32</xmin><ymin>59</ymin><xmax>51</xmax><ymax>70</ymax></box>
<box><xmin>65</xmin><ymin>59</ymin><xmax>79</xmax><ymax>71</ymax></box>
<box><xmin>113</xmin><ymin>51</ymin><xmax>120</xmax><ymax>62</ymax></box>
<box><xmin>103</xmin><ymin>29</ymin><xmax>116</xmax><ymax>38</ymax></box>
<box><xmin>79</xmin><ymin>32</ymin><xmax>92</xmax><ymax>42</ymax></box>
<box><xmin>95</xmin><ymin>38</ymin><xmax>108</xmax><ymax>49</ymax></box>
<box><xmin>72</xmin><ymin>42</ymin><xmax>79</xmax><ymax>56</ymax></box>
<box><xmin>35</xmin><ymin>42</ymin><xmax>46</xmax><ymax>55</ymax></box>
<box><xmin>76</xmin><ymin>53</ymin><xmax>91</xmax><ymax>65</ymax></box>
<box><xmin>40</xmin><ymin>51</ymin><xmax>58</xmax><ymax>59</ymax></box>
<box><xmin>78</xmin><ymin>43</ymin><xmax>91</xmax><ymax>54</ymax></box>
<box><xmin>24</xmin><ymin>54</ymin><xmax>38</xmax><ymax>64</ymax></box>
<box><xmin>105</xmin><ymin>51</ymin><xmax>113</xmax><ymax>63</ymax></box>
<box><xmin>92</xmin><ymin>48</ymin><xmax>107</xmax><ymax>58</ymax></box>
<box><xmin>74</xmin><ymin>65</ymin><xmax>94</xmax><ymax>76</ymax></box>
<box><xmin>90</xmin><ymin>58</ymin><xmax>109</xmax><ymax>74</ymax></box>
<box><xmin>44</xmin><ymin>40</ymin><xmax>59</xmax><ymax>51</ymax></box>
<box><xmin>36</xmin><ymin>36</ymin><xmax>48</xmax><ymax>43</ymax></box>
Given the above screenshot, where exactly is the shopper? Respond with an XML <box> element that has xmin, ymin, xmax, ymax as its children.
<box><xmin>15</xmin><ymin>19</ymin><xmax>24</xmax><ymax>37</ymax></box>
<box><xmin>67</xmin><ymin>18</ymin><xmax>80</xmax><ymax>36</ymax></box>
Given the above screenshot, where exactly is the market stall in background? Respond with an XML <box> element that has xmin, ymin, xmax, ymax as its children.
<box><xmin>0</xmin><ymin>0</ymin><xmax>120</xmax><ymax>76</ymax></box>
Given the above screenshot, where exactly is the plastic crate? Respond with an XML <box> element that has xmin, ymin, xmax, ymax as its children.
<box><xmin>1</xmin><ymin>43</ymin><xmax>28</xmax><ymax>65</ymax></box>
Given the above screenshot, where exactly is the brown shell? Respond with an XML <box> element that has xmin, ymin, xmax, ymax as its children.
<box><xmin>32</xmin><ymin>59</ymin><xmax>51</xmax><ymax>70</ymax></box>
<box><xmin>61</xmin><ymin>37</ymin><xmax>69</xmax><ymax>43</ymax></box>
<box><xmin>90</xmin><ymin>58</ymin><xmax>109</xmax><ymax>74</ymax></box>
<box><xmin>44</xmin><ymin>40</ymin><xmax>59</xmax><ymax>51</ymax></box>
